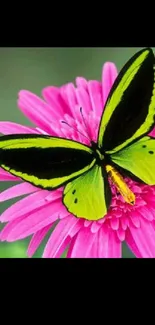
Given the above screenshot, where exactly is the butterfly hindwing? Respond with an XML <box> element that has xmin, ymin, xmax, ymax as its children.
<box><xmin>0</xmin><ymin>134</ymin><xmax>96</xmax><ymax>189</ymax></box>
<box><xmin>63</xmin><ymin>164</ymin><xmax>112</xmax><ymax>221</ymax></box>
<box><xmin>98</xmin><ymin>48</ymin><xmax>155</xmax><ymax>154</ymax></box>
<box><xmin>110</xmin><ymin>136</ymin><xmax>155</xmax><ymax>185</ymax></box>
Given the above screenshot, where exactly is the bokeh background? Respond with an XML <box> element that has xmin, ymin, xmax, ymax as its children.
<box><xmin>0</xmin><ymin>47</ymin><xmax>153</xmax><ymax>258</ymax></box>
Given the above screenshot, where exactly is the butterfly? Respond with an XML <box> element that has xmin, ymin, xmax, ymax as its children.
<box><xmin>0</xmin><ymin>47</ymin><xmax>155</xmax><ymax>221</ymax></box>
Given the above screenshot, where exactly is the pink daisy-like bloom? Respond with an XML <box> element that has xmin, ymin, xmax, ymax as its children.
<box><xmin>0</xmin><ymin>62</ymin><xmax>155</xmax><ymax>258</ymax></box>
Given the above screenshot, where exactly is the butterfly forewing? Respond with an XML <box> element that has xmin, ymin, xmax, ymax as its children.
<box><xmin>0</xmin><ymin>134</ymin><xmax>96</xmax><ymax>189</ymax></box>
<box><xmin>98</xmin><ymin>48</ymin><xmax>155</xmax><ymax>154</ymax></box>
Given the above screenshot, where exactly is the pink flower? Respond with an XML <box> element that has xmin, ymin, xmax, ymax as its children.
<box><xmin>0</xmin><ymin>62</ymin><xmax>155</xmax><ymax>258</ymax></box>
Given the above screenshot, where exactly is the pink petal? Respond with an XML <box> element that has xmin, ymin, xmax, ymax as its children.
<box><xmin>69</xmin><ymin>219</ymin><xmax>84</xmax><ymax>237</ymax></box>
<box><xmin>91</xmin><ymin>221</ymin><xmax>101</xmax><ymax>233</ymax></box>
<box><xmin>0</xmin><ymin>215</ymin><xmax>27</xmax><ymax>241</ymax></box>
<box><xmin>43</xmin><ymin>86</ymin><xmax>70</xmax><ymax>115</ymax></box>
<box><xmin>151</xmin><ymin>220</ymin><xmax>155</xmax><ymax>230</ymax></box>
<box><xmin>52</xmin><ymin>236</ymin><xmax>71</xmax><ymax>258</ymax></box>
<box><xmin>35</xmin><ymin>127</ymin><xmax>49</xmax><ymax>135</ymax></box>
<box><xmin>88</xmin><ymin>235</ymin><xmax>99</xmax><ymax>257</ymax></box>
<box><xmin>63</xmin><ymin>113</ymin><xmax>77</xmax><ymax>128</ymax></box>
<box><xmin>68</xmin><ymin>227</ymin><xmax>97</xmax><ymax>258</ymax></box>
<box><xmin>20</xmin><ymin>90</ymin><xmax>61</xmax><ymax>121</ymax></box>
<box><xmin>0</xmin><ymin>190</ymin><xmax>61</xmax><ymax>222</ymax></box>
<box><xmin>98</xmin><ymin>227</ymin><xmax>122</xmax><ymax>257</ymax></box>
<box><xmin>60</xmin><ymin>126</ymin><xmax>74</xmax><ymax>139</ymax></box>
<box><xmin>0</xmin><ymin>168</ymin><xmax>20</xmax><ymax>181</ymax></box>
<box><xmin>68</xmin><ymin>105</ymin><xmax>90</xmax><ymax>144</ymax></box>
<box><xmin>76</xmin><ymin>87</ymin><xmax>92</xmax><ymax>115</ymax></box>
<box><xmin>113</xmin><ymin>211</ymin><xmax>122</xmax><ymax>218</ymax></box>
<box><xmin>132</xmin><ymin>185</ymin><xmax>142</xmax><ymax>194</ymax></box>
<box><xmin>75</xmin><ymin>87</ymin><xmax>96</xmax><ymax>141</ymax></box>
<box><xmin>87</xmin><ymin>111</ymin><xmax>100</xmax><ymax>143</ymax></box>
<box><xmin>148</xmin><ymin>207</ymin><xmax>155</xmax><ymax>220</ymax></box>
<box><xmin>139</xmin><ymin>207</ymin><xmax>154</xmax><ymax>221</ymax></box>
<box><xmin>84</xmin><ymin>220</ymin><xmax>92</xmax><ymax>227</ymax></box>
<box><xmin>128</xmin><ymin>218</ymin><xmax>155</xmax><ymax>257</ymax></box>
<box><xmin>110</xmin><ymin>218</ymin><xmax>119</xmax><ymax>230</ymax></box>
<box><xmin>143</xmin><ymin>194</ymin><xmax>155</xmax><ymax>203</ymax></box>
<box><xmin>43</xmin><ymin>215</ymin><xmax>80</xmax><ymax>258</ymax></box>
<box><xmin>64</xmin><ymin>83</ymin><xmax>78</xmax><ymax>119</ymax></box>
<box><xmin>143</xmin><ymin>197</ymin><xmax>155</xmax><ymax>210</ymax></box>
<box><xmin>125</xmin><ymin>229</ymin><xmax>142</xmax><ymax>258</ymax></box>
<box><xmin>42</xmin><ymin>86</ymin><xmax>64</xmax><ymax>115</ymax></box>
<box><xmin>67</xmin><ymin>236</ymin><xmax>77</xmax><ymax>258</ymax></box>
<box><xmin>0</xmin><ymin>121</ymin><xmax>40</xmax><ymax>135</ymax></box>
<box><xmin>102</xmin><ymin>62</ymin><xmax>118</xmax><ymax>106</ymax></box>
<box><xmin>18</xmin><ymin>90</ymin><xmax>59</xmax><ymax>135</ymax></box>
<box><xmin>69</xmin><ymin>232</ymin><xmax>99</xmax><ymax>258</ymax></box>
<box><xmin>74</xmin><ymin>123</ymin><xmax>90</xmax><ymax>145</ymax></box>
<box><xmin>27</xmin><ymin>224</ymin><xmax>52</xmax><ymax>257</ymax></box>
<box><xmin>117</xmin><ymin>228</ymin><xmax>125</xmax><ymax>241</ymax></box>
<box><xmin>60</xmin><ymin>85</ymin><xmax>76</xmax><ymax>117</ymax></box>
<box><xmin>69</xmin><ymin>226</ymin><xmax>121</xmax><ymax>258</ymax></box>
<box><xmin>75</xmin><ymin>77</ymin><xmax>88</xmax><ymax>89</ymax></box>
<box><xmin>120</xmin><ymin>217</ymin><xmax>129</xmax><ymax>230</ymax></box>
<box><xmin>130</xmin><ymin>211</ymin><xmax>141</xmax><ymax>228</ymax></box>
<box><xmin>135</xmin><ymin>197</ymin><xmax>146</xmax><ymax>207</ymax></box>
<box><xmin>149</xmin><ymin>127</ymin><xmax>155</xmax><ymax>138</ymax></box>
<box><xmin>61</xmin><ymin>110</ymin><xmax>87</xmax><ymax>144</ymax></box>
<box><xmin>97</xmin><ymin>217</ymin><xmax>106</xmax><ymax>224</ymax></box>
<box><xmin>5</xmin><ymin>200</ymin><xmax>65</xmax><ymax>241</ymax></box>
<box><xmin>0</xmin><ymin>182</ymin><xmax>39</xmax><ymax>202</ymax></box>
<box><xmin>87</xmin><ymin>81</ymin><xmax>103</xmax><ymax>116</ymax></box>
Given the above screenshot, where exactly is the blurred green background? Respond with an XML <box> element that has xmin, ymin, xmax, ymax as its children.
<box><xmin>0</xmin><ymin>47</ymin><xmax>152</xmax><ymax>258</ymax></box>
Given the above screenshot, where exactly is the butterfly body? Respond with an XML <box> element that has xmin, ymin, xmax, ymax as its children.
<box><xmin>0</xmin><ymin>48</ymin><xmax>155</xmax><ymax>221</ymax></box>
<box><xmin>90</xmin><ymin>141</ymin><xmax>105</xmax><ymax>164</ymax></box>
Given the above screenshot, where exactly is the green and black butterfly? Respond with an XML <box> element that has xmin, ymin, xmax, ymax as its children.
<box><xmin>0</xmin><ymin>48</ymin><xmax>155</xmax><ymax>221</ymax></box>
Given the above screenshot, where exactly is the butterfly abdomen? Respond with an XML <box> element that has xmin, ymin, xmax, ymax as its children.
<box><xmin>105</xmin><ymin>164</ymin><xmax>135</xmax><ymax>205</ymax></box>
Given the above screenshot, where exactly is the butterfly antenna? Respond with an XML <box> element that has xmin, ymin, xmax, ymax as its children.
<box><xmin>61</xmin><ymin>121</ymin><xmax>90</xmax><ymax>141</ymax></box>
<box><xmin>80</xmin><ymin>107</ymin><xmax>91</xmax><ymax>140</ymax></box>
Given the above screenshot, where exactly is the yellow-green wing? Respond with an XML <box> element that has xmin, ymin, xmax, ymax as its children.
<box><xmin>110</xmin><ymin>136</ymin><xmax>155</xmax><ymax>185</ymax></box>
<box><xmin>63</xmin><ymin>164</ymin><xmax>112</xmax><ymax>221</ymax></box>
<box><xmin>0</xmin><ymin>134</ymin><xmax>96</xmax><ymax>189</ymax></box>
<box><xmin>98</xmin><ymin>48</ymin><xmax>155</xmax><ymax>154</ymax></box>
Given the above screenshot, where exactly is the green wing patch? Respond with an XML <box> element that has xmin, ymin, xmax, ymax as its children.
<box><xmin>110</xmin><ymin>136</ymin><xmax>155</xmax><ymax>185</ymax></box>
<box><xmin>63</xmin><ymin>164</ymin><xmax>112</xmax><ymax>221</ymax></box>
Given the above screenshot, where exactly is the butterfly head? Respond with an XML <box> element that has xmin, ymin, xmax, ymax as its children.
<box><xmin>91</xmin><ymin>141</ymin><xmax>105</xmax><ymax>163</ymax></box>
